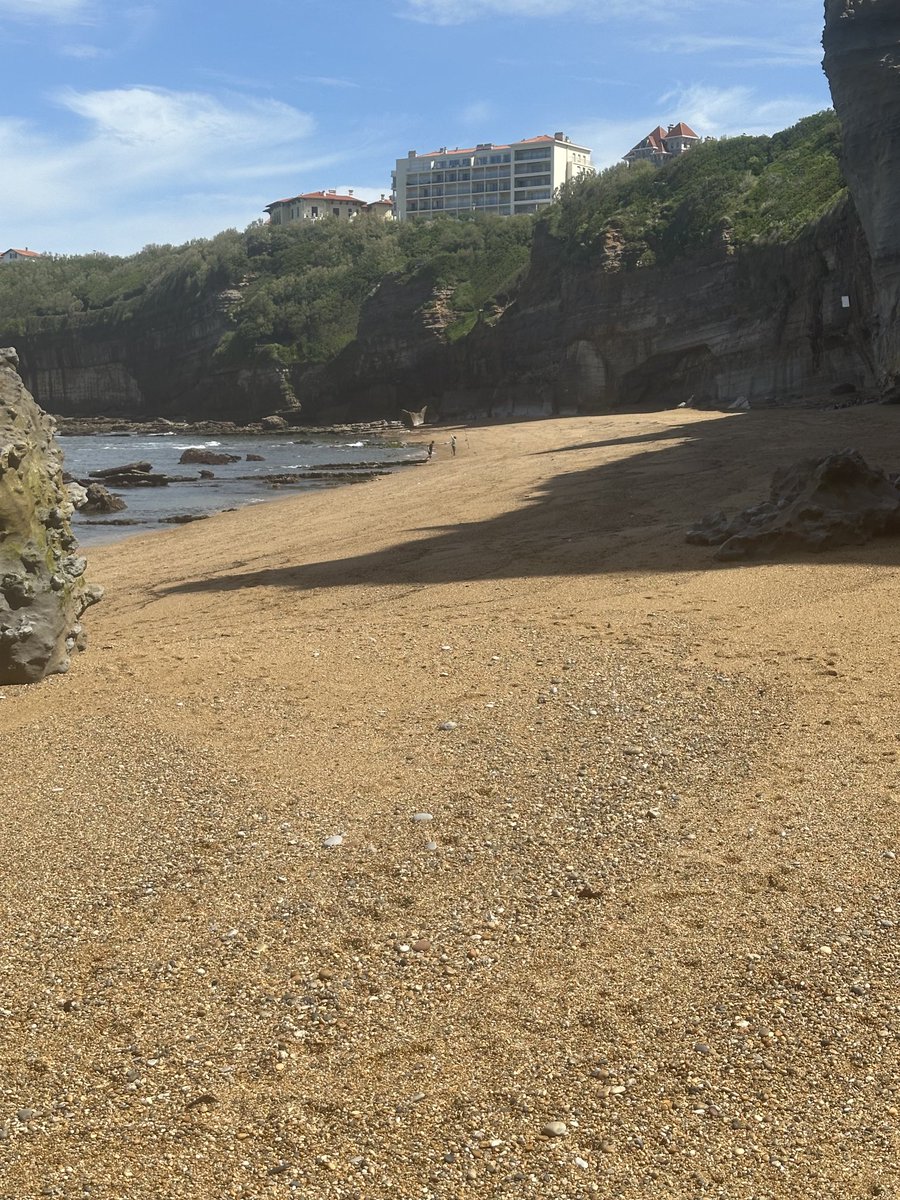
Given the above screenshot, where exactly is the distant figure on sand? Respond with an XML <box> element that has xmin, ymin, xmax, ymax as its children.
<box><xmin>450</xmin><ymin>435</ymin><xmax>457</xmax><ymax>457</ymax></box>
<box><xmin>427</xmin><ymin>441</ymin><xmax>435</xmax><ymax>460</ymax></box>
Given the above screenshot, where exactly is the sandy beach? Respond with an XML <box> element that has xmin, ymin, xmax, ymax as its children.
<box><xmin>1</xmin><ymin>406</ymin><xmax>898</xmax><ymax>1199</ymax></box>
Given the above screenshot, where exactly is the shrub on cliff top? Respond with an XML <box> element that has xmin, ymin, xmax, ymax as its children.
<box><xmin>0</xmin><ymin>212</ymin><xmax>532</xmax><ymax>365</ymax></box>
<box><xmin>545</xmin><ymin>110</ymin><xmax>845</xmax><ymax>268</ymax></box>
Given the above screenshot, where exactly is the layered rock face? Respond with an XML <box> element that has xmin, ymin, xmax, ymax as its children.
<box><xmin>824</xmin><ymin>0</ymin><xmax>900</xmax><ymax>398</ymax></box>
<box><xmin>11</xmin><ymin>291</ymin><xmax>297</xmax><ymax>422</ymax></box>
<box><xmin>0</xmin><ymin>348</ymin><xmax>102</xmax><ymax>683</ymax></box>
<box><xmin>298</xmin><ymin>200</ymin><xmax>877</xmax><ymax>421</ymax></box>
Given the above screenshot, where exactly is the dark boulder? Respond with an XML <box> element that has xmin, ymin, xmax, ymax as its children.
<box><xmin>178</xmin><ymin>448</ymin><xmax>241</xmax><ymax>466</ymax></box>
<box><xmin>81</xmin><ymin>483</ymin><xmax>127</xmax><ymax>514</ymax></box>
<box><xmin>91</xmin><ymin>460</ymin><xmax>152</xmax><ymax>478</ymax></box>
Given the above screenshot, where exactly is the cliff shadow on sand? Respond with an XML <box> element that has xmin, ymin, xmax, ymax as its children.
<box><xmin>156</xmin><ymin>407</ymin><xmax>900</xmax><ymax>602</ymax></box>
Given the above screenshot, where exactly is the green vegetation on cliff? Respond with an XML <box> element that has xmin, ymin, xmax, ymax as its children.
<box><xmin>0</xmin><ymin>214</ymin><xmax>532</xmax><ymax>367</ymax></box>
<box><xmin>219</xmin><ymin>214</ymin><xmax>533</xmax><ymax>364</ymax></box>
<box><xmin>0</xmin><ymin>111</ymin><xmax>844</xmax><ymax>369</ymax></box>
<box><xmin>545</xmin><ymin>111</ymin><xmax>845</xmax><ymax>267</ymax></box>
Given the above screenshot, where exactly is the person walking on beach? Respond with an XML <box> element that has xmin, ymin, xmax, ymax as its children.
<box><xmin>427</xmin><ymin>441</ymin><xmax>435</xmax><ymax>460</ymax></box>
<box><xmin>450</xmin><ymin>435</ymin><xmax>457</xmax><ymax>457</ymax></box>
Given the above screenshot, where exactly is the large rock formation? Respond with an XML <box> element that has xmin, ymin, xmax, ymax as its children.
<box><xmin>7</xmin><ymin>290</ymin><xmax>299</xmax><ymax>423</ymax></box>
<box><xmin>0</xmin><ymin>348</ymin><xmax>102</xmax><ymax>683</ymax></box>
<box><xmin>686</xmin><ymin>448</ymin><xmax>900</xmax><ymax>560</ymax></box>
<box><xmin>824</xmin><ymin>0</ymin><xmax>900</xmax><ymax>399</ymax></box>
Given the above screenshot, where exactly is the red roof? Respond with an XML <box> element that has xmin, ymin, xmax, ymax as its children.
<box><xmin>266</xmin><ymin>191</ymin><xmax>366</xmax><ymax>208</ymax></box>
<box><xmin>627</xmin><ymin>121</ymin><xmax>700</xmax><ymax>157</ymax></box>
<box><xmin>367</xmin><ymin>198</ymin><xmax>393</xmax><ymax>206</ymax></box>
<box><xmin>3</xmin><ymin>247</ymin><xmax>41</xmax><ymax>258</ymax></box>
<box><xmin>665</xmin><ymin>122</ymin><xmax>699</xmax><ymax>140</ymax></box>
<box><xmin>298</xmin><ymin>190</ymin><xmax>366</xmax><ymax>204</ymax></box>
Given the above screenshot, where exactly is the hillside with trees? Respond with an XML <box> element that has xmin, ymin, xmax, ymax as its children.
<box><xmin>0</xmin><ymin>111</ymin><xmax>853</xmax><ymax>420</ymax></box>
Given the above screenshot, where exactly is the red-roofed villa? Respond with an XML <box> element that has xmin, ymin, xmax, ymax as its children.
<box><xmin>624</xmin><ymin>122</ymin><xmax>700</xmax><ymax>167</ymax></box>
<box><xmin>1</xmin><ymin>247</ymin><xmax>43</xmax><ymax>263</ymax></box>
<box><xmin>265</xmin><ymin>190</ymin><xmax>394</xmax><ymax>225</ymax></box>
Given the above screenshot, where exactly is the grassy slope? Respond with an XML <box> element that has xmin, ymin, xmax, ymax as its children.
<box><xmin>543</xmin><ymin>111</ymin><xmax>845</xmax><ymax>268</ymax></box>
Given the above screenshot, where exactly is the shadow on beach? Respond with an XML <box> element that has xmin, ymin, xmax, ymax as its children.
<box><xmin>157</xmin><ymin>409</ymin><xmax>900</xmax><ymax>598</ymax></box>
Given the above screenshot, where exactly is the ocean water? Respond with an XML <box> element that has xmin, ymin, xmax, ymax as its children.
<box><xmin>60</xmin><ymin>432</ymin><xmax>423</xmax><ymax>545</ymax></box>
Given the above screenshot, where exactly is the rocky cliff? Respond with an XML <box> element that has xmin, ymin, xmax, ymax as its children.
<box><xmin>823</xmin><ymin>0</ymin><xmax>900</xmax><ymax>400</ymax></box>
<box><xmin>297</xmin><ymin>197</ymin><xmax>876</xmax><ymax>421</ymax></box>
<box><xmin>11</xmin><ymin>291</ymin><xmax>296</xmax><ymax>423</ymax></box>
<box><xmin>0</xmin><ymin>348</ymin><xmax>102</xmax><ymax>683</ymax></box>
<box><xmin>5</xmin><ymin>1</ymin><xmax>896</xmax><ymax>424</ymax></box>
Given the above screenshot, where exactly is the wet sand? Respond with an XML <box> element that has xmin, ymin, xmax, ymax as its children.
<box><xmin>1</xmin><ymin>407</ymin><xmax>898</xmax><ymax>1198</ymax></box>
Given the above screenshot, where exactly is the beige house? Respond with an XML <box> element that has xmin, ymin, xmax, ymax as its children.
<box><xmin>265</xmin><ymin>190</ymin><xmax>367</xmax><ymax>224</ymax></box>
<box><xmin>624</xmin><ymin>122</ymin><xmax>700</xmax><ymax>167</ymax></box>
<box><xmin>392</xmin><ymin>131</ymin><xmax>592</xmax><ymax>221</ymax></box>
<box><xmin>366</xmin><ymin>195</ymin><xmax>395</xmax><ymax>221</ymax></box>
<box><xmin>265</xmin><ymin>190</ymin><xmax>394</xmax><ymax>225</ymax></box>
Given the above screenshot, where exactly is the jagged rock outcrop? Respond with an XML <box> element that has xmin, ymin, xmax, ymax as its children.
<box><xmin>824</xmin><ymin>0</ymin><xmax>900</xmax><ymax>399</ymax></box>
<box><xmin>0</xmin><ymin>348</ymin><xmax>102</xmax><ymax>683</ymax></box>
<box><xmin>81</xmin><ymin>483</ymin><xmax>126</xmax><ymax>515</ymax></box>
<box><xmin>687</xmin><ymin>448</ymin><xmax>900</xmax><ymax>559</ymax></box>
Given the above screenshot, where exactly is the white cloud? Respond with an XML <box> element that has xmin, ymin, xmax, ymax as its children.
<box><xmin>400</xmin><ymin>0</ymin><xmax>676</xmax><ymax>23</ymax></box>
<box><xmin>657</xmin><ymin>83</ymin><xmax>826</xmax><ymax>138</ymax></box>
<box><xmin>295</xmin><ymin>74</ymin><xmax>361</xmax><ymax>89</ymax></box>
<box><xmin>573</xmin><ymin>83</ymin><xmax>827</xmax><ymax>170</ymax></box>
<box><xmin>59</xmin><ymin>86</ymin><xmax>313</xmax><ymax>156</ymax></box>
<box><xmin>0</xmin><ymin>0</ymin><xmax>90</xmax><ymax>20</ymax></box>
<box><xmin>660</xmin><ymin>33</ymin><xmax>823</xmax><ymax>68</ymax></box>
<box><xmin>0</xmin><ymin>87</ymin><xmax>335</xmax><ymax>254</ymax></box>
<box><xmin>60</xmin><ymin>41</ymin><xmax>104</xmax><ymax>58</ymax></box>
<box><xmin>459</xmin><ymin>100</ymin><xmax>494</xmax><ymax>125</ymax></box>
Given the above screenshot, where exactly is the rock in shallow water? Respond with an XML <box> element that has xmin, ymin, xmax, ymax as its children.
<box><xmin>0</xmin><ymin>348</ymin><xmax>102</xmax><ymax>684</ymax></box>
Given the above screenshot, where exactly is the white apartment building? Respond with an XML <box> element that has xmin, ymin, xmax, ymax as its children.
<box><xmin>392</xmin><ymin>132</ymin><xmax>592</xmax><ymax>221</ymax></box>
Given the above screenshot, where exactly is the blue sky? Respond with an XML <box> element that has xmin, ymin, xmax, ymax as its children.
<box><xmin>1</xmin><ymin>0</ymin><xmax>832</xmax><ymax>256</ymax></box>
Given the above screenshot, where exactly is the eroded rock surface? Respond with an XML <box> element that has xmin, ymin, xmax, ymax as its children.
<box><xmin>178</xmin><ymin>449</ymin><xmax>241</xmax><ymax>466</ymax></box>
<box><xmin>687</xmin><ymin>448</ymin><xmax>900</xmax><ymax>560</ymax></box>
<box><xmin>824</xmin><ymin>0</ymin><xmax>900</xmax><ymax>398</ymax></box>
<box><xmin>0</xmin><ymin>348</ymin><xmax>102</xmax><ymax>683</ymax></box>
